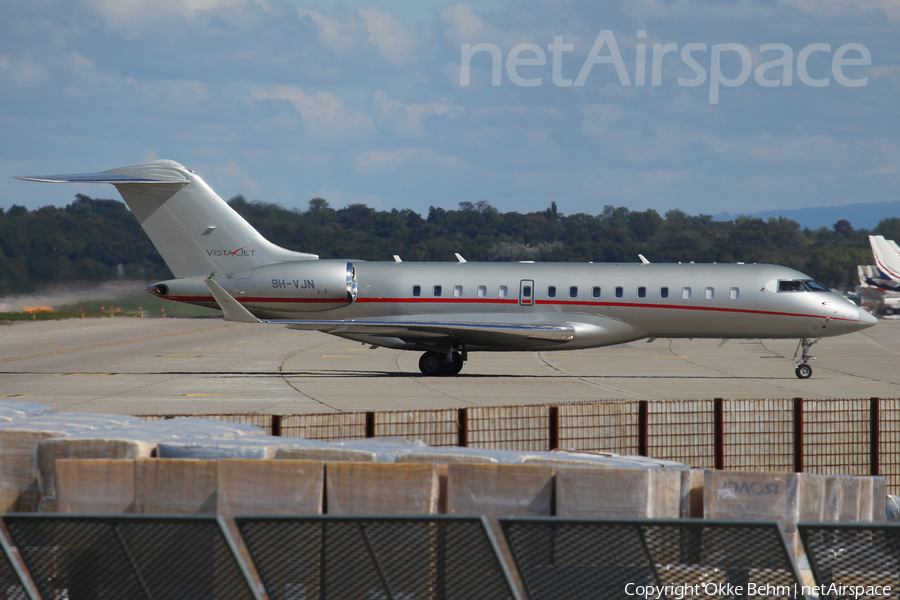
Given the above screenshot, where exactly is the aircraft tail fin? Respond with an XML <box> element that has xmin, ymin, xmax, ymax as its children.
<box><xmin>869</xmin><ymin>235</ymin><xmax>900</xmax><ymax>282</ymax></box>
<box><xmin>17</xmin><ymin>160</ymin><xmax>317</xmax><ymax>278</ymax></box>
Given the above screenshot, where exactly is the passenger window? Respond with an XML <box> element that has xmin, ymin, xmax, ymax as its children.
<box><xmin>615</xmin><ymin>286</ymin><xmax>624</xmax><ymax>298</ymax></box>
<box><xmin>683</xmin><ymin>287</ymin><xmax>691</xmax><ymax>299</ymax></box>
<box><xmin>499</xmin><ymin>285</ymin><xmax>508</xmax><ymax>298</ymax></box>
<box><xmin>637</xmin><ymin>286</ymin><xmax>646</xmax><ymax>298</ymax></box>
<box><xmin>453</xmin><ymin>285</ymin><xmax>463</xmax><ymax>297</ymax></box>
<box><xmin>660</xmin><ymin>286</ymin><xmax>668</xmax><ymax>299</ymax></box>
<box><xmin>433</xmin><ymin>285</ymin><xmax>442</xmax><ymax>297</ymax></box>
<box><xmin>569</xmin><ymin>286</ymin><xmax>578</xmax><ymax>298</ymax></box>
<box><xmin>477</xmin><ymin>285</ymin><xmax>487</xmax><ymax>297</ymax></box>
<box><xmin>592</xmin><ymin>286</ymin><xmax>601</xmax><ymax>298</ymax></box>
<box><xmin>705</xmin><ymin>287</ymin><xmax>714</xmax><ymax>300</ymax></box>
<box><xmin>548</xmin><ymin>286</ymin><xmax>556</xmax><ymax>298</ymax></box>
<box><xmin>730</xmin><ymin>287</ymin><xmax>739</xmax><ymax>300</ymax></box>
<box><xmin>412</xmin><ymin>285</ymin><xmax>421</xmax><ymax>297</ymax></box>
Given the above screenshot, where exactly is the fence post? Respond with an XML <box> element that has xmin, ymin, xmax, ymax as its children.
<box><xmin>548</xmin><ymin>406</ymin><xmax>559</xmax><ymax>451</ymax></box>
<box><xmin>638</xmin><ymin>401</ymin><xmax>649</xmax><ymax>457</ymax></box>
<box><xmin>793</xmin><ymin>397</ymin><xmax>804</xmax><ymax>473</ymax></box>
<box><xmin>271</xmin><ymin>414</ymin><xmax>282</xmax><ymax>437</ymax></box>
<box><xmin>365</xmin><ymin>412</ymin><xmax>375</xmax><ymax>438</ymax></box>
<box><xmin>714</xmin><ymin>398</ymin><xmax>724</xmax><ymax>470</ymax></box>
<box><xmin>457</xmin><ymin>408</ymin><xmax>468</xmax><ymax>447</ymax></box>
<box><xmin>871</xmin><ymin>397</ymin><xmax>880</xmax><ymax>476</ymax></box>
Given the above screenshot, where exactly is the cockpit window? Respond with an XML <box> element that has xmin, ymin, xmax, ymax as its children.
<box><xmin>804</xmin><ymin>279</ymin><xmax>830</xmax><ymax>292</ymax></box>
<box><xmin>777</xmin><ymin>279</ymin><xmax>830</xmax><ymax>292</ymax></box>
<box><xmin>778</xmin><ymin>280</ymin><xmax>804</xmax><ymax>292</ymax></box>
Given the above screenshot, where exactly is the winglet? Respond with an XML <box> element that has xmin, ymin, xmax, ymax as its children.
<box><xmin>204</xmin><ymin>277</ymin><xmax>261</xmax><ymax>323</ymax></box>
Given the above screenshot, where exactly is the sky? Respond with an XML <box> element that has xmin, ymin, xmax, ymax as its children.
<box><xmin>1</xmin><ymin>0</ymin><xmax>898</xmax><ymax>222</ymax></box>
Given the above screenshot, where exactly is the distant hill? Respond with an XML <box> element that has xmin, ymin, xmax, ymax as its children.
<box><xmin>714</xmin><ymin>200</ymin><xmax>900</xmax><ymax>231</ymax></box>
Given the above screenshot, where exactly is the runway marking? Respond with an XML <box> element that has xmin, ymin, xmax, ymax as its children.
<box><xmin>0</xmin><ymin>394</ymin><xmax>27</xmax><ymax>398</ymax></box>
<box><xmin>65</xmin><ymin>373</ymin><xmax>112</xmax><ymax>376</ymax></box>
<box><xmin>0</xmin><ymin>324</ymin><xmax>239</xmax><ymax>363</ymax></box>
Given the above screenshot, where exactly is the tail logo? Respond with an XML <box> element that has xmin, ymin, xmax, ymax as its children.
<box><xmin>206</xmin><ymin>246</ymin><xmax>256</xmax><ymax>257</ymax></box>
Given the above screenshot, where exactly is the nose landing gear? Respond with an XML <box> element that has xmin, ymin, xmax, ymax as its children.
<box><xmin>793</xmin><ymin>338</ymin><xmax>818</xmax><ymax>379</ymax></box>
<box><xmin>418</xmin><ymin>350</ymin><xmax>464</xmax><ymax>376</ymax></box>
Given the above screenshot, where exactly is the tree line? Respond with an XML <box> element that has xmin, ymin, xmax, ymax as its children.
<box><xmin>2</xmin><ymin>193</ymin><xmax>898</xmax><ymax>296</ymax></box>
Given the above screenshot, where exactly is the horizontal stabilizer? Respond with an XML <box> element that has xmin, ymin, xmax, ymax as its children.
<box><xmin>15</xmin><ymin>172</ymin><xmax>189</xmax><ymax>185</ymax></box>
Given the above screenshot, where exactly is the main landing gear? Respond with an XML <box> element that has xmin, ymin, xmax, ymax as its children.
<box><xmin>793</xmin><ymin>338</ymin><xmax>818</xmax><ymax>379</ymax></box>
<box><xmin>418</xmin><ymin>351</ymin><xmax>464</xmax><ymax>376</ymax></box>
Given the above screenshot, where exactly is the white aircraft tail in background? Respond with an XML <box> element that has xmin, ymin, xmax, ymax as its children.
<box><xmin>864</xmin><ymin>235</ymin><xmax>900</xmax><ymax>291</ymax></box>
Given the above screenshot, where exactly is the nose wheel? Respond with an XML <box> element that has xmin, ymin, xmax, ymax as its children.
<box><xmin>793</xmin><ymin>338</ymin><xmax>818</xmax><ymax>379</ymax></box>
<box><xmin>418</xmin><ymin>351</ymin><xmax>464</xmax><ymax>376</ymax></box>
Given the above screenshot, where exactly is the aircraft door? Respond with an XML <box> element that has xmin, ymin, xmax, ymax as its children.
<box><xmin>519</xmin><ymin>279</ymin><xmax>534</xmax><ymax>306</ymax></box>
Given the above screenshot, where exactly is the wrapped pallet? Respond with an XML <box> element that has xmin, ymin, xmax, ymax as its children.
<box><xmin>0</xmin><ymin>413</ymin><xmax>143</xmax><ymax>512</ymax></box>
<box><xmin>217</xmin><ymin>459</ymin><xmax>324</xmax><ymax>515</ymax></box>
<box><xmin>134</xmin><ymin>458</ymin><xmax>218</xmax><ymax>514</ymax></box>
<box><xmin>38</xmin><ymin>417</ymin><xmax>266</xmax><ymax>511</ymax></box>
<box><xmin>556</xmin><ymin>466</ymin><xmax>682</xmax><ymax>519</ymax></box>
<box><xmin>325</xmin><ymin>462</ymin><xmax>439</xmax><ymax>515</ymax></box>
<box><xmin>328</xmin><ymin>437</ymin><xmax>427</xmax><ymax>462</ymax></box>
<box><xmin>56</xmin><ymin>459</ymin><xmax>136</xmax><ymax>513</ymax></box>
<box><xmin>704</xmin><ymin>470</ymin><xmax>799</xmax><ymax>527</ymax></box>
<box><xmin>524</xmin><ymin>450</ymin><xmax>687</xmax><ymax>470</ymax></box>
<box><xmin>680</xmin><ymin>469</ymin><xmax>706</xmax><ymax>519</ymax></box>
<box><xmin>0</xmin><ymin>401</ymin><xmax>51</xmax><ymax>423</ymax></box>
<box><xmin>396</xmin><ymin>446</ymin><xmax>529</xmax><ymax>465</ymax></box>
<box><xmin>157</xmin><ymin>436</ymin><xmax>290</xmax><ymax>460</ymax></box>
<box><xmin>276</xmin><ymin>441</ymin><xmax>377</xmax><ymax>463</ymax></box>
<box><xmin>446</xmin><ymin>463</ymin><xmax>554</xmax><ymax>516</ymax></box>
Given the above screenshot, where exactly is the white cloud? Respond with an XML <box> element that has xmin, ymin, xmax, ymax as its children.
<box><xmin>0</xmin><ymin>55</ymin><xmax>50</xmax><ymax>88</ymax></box>
<box><xmin>251</xmin><ymin>85</ymin><xmax>375</xmax><ymax>143</ymax></box>
<box><xmin>581</xmin><ymin>104</ymin><xmax>624</xmax><ymax>137</ymax></box>
<box><xmin>780</xmin><ymin>0</ymin><xmax>900</xmax><ymax>21</ymax></box>
<box><xmin>372</xmin><ymin>90</ymin><xmax>463</xmax><ymax>137</ymax></box>
<box><xmin>355</xmin><ymin>148</ymin><xmax>464</xmax><ymax>173</ymax></box>
<box><xmin>87</xmin><ymin>0</ymin><xmax>252</xmax><ymax>28</ymax></box>
<box><xmin>359</xmin><ymin>7</ymin><xmax>420</xmax><ymax>66</ymax></box>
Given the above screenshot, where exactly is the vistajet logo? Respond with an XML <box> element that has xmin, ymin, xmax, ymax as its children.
<box><xmin>459</xmin><ymin>30</ymin><xmax>871</xmax><ymax>104</ymax></box>
<box><xmin>206</xmin><ymin>246</ymin><xmax>256</xmax><ymax>257</ymax></box>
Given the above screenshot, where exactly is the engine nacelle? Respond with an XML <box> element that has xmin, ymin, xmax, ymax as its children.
<box><xmin>241</xmin><ymin>260</ymin><xmax>356</xmax><ymax>312</ymax></box>
<box><xmin>146</xmin><ymin>260</ymin><xmax>357</xmax><ymax>314</ymax></box>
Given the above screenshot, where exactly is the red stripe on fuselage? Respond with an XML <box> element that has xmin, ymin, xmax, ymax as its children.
<box><xmin>166</xmin><ymin>295</ymin><xmax>859</xmax><ymax>322</ymax></box>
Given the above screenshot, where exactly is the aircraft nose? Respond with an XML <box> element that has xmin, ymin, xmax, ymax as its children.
<box><xmin>858</xmin><ymin>307</ymin><xmax>878</xmax><ymax>329</ymax></box>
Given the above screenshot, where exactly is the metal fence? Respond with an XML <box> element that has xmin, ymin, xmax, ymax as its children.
<box><xmin>501</xmin><ymin>517</ymin><xmax>803</xmax><ymax>600</ymax></box>
<box><xmin>798</xmin><ymin>523</ymin><xmax>900</xmax><ymax>599</ymax></box>
<box><xmin>13</xmin><ymin>516</ymin><xmax>897</xmax><ymax>600</ymax></box>
<box><xmin>138</xmin><ymin>396</ymin><xmax>900</xmax><ymax>494</ymax></box>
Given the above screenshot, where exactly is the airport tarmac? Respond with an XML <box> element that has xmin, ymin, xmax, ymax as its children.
<box><xmin>1</xmin><ymin>316</ymin><xmax>898</xmax><ymax>415</ymax></box>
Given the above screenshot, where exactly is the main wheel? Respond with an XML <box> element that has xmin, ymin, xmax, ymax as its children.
<box><xmin>440</xmin><ymin>352</ymin><xmax>464</xmax><ymax>376</ymax></box>
<box><xmin>418</xmin><ymin>352</ymin><xmax>444</xmax><ymax>376</ymax></box>
<box><xmin>795</xmin><ymin>364</ymin><xmax>812</xmax><ymax>379</ymax></box>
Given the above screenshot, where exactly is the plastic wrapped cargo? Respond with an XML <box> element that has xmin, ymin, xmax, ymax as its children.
<box><xmin>524</xmin><ymin>449</ymin><xmax>688</xmax><ymax>470</ymax></box>
<box><xmin>704</xmin><ymin>470</ymin><xmax>800</xmax><ymax>529</ymax></box>
<box><xmin>395</xmin><ymin>446</ymin><xmax>530</xmax><ymax>465</ymax></box>
<box><xmin>887</xmin><ymin>495</ymin><xmax>900</xmax><ymax>523</ymax></box>
<box><xmin>325</xmin><ymin>462</ymin><xmax>439</xmax><ymax>515</ymax></box>
<box><xmin>327</xmin><ymin>437</ymin><xmax>428</xmax><ymax>462</ymax></box>
<box><xmin>56</xmin><ymin>459</ymin><xmax>136</xmax><ymax>513</ymax></box>
<box><xmin>680</xmin><ymin>469</ymin><xmax>705</xmax><ymax>518</ymax></box>
<box><xmin>446</xmin><ymin>463</ymin><xmax>554</xmax><ymax>516</ymax></box>
<box><xmin>157</xmin><ymin>436</ymin><xmax>293</xmax><ymax>460</ymax></box>
<box><xmin>38</xmin><ymin>417</ymin><xmax>267</xmax><ymax>510</ymax></box>
<box><xmin>0</xmin><ymin>401</ymin><xmax>51</xmax><ymax>422</ymax></box>
<box><xmin>276</xmin><ymin>439</ymin><xmax>378</xmax><ymax>462</ymax></box>
<box><xmin>556</xmin><ymin>466</ymin><xmax>682</xmax><ymax>518</ymax></box>
<box><xmin>0</xmin><ymin>413</ymin><xmax>144</xmax><ymax>512</ymax></box>
<box><xmin>134</xmin><ymin>458</ymin><xmax>218</xmax><ymax>514</ymax></box>
<box><xmin>217</xmin><ymin>459</ymin><xmax>324</xmax><ymax>515</ymax></box>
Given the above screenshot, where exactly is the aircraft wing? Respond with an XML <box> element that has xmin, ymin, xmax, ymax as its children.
<box><xmin>204</xmin><ymin>277</ymin><xmax>575</xmax><ymax>344</ymax></box>
<box><xmin>272</xmin><ymin>318</ymin><xmax>576</xmax><ymax>343</ymax></box>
